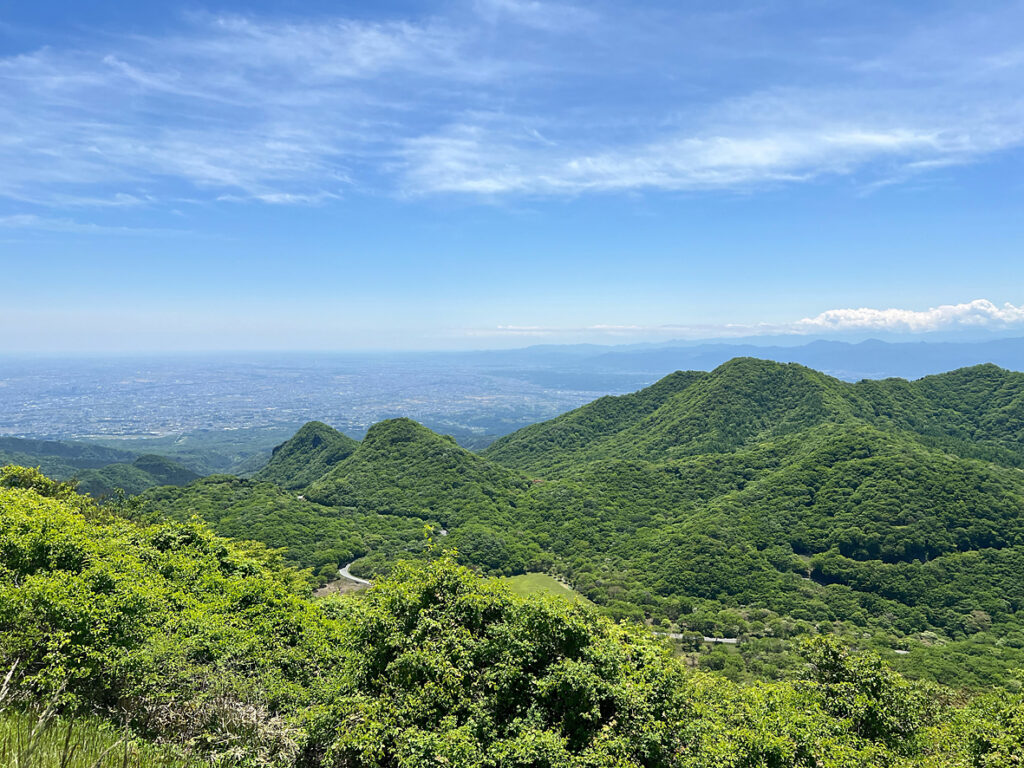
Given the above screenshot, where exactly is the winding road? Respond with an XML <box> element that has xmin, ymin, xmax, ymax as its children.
<box><xmin>339</xmin><ymin>561</ymin><xmax>372</xmax><ymax>587</ymax></box>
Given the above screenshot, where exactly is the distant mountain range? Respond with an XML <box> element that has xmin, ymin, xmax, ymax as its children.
<box><xmin>454</xmin><ymin>336</ymin><xmax>1024</xmax><ymax>382</ymax></box>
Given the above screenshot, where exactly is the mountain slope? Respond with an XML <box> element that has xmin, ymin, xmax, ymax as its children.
<box><xmin>0</xmin><ymin>436</ymin><xmax>200</xmax><ymax>497</ymax></box>
<box><xmin>483</xmin><ymin>359</ymin><xmax>854</xmax><ymax>473</ymax></box>
<box><xmin>254</xmin><ymin>420</ymin><xmax>359</xmax><ymax>489</ymax></box>
<box><xmin>305</xmin><ymin>417</ymin><xmax>528</xmax><ymax>525</ymax></box>
<box><xmin>137</xmin><ymin>474</ymin><xmax>425</xmax><ymax>583</ymax></box>
<box><xmin>0</xmin><ymin>435</ymin><xmax>137</xmax><ymax>477</ymax></box>
<box><xmin>74</xmin><ymin>454</ymin><xmax>200</xmax><ymax>497</ymax></box>
<box><xmin>484</xmin><ymin>359</ymin><xmax>1024</xmax><ymax>474</ymax></box>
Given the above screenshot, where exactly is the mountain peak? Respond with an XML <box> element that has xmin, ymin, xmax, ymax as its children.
<box><xmin>255</xmin><ymin>421</ymin><xmax>359</xmax><ymax>490</ymax></box>
<box><xmin>362</xmin><ymin>418</ymin><xmax>458</xmax><ymax>449</ymax></box>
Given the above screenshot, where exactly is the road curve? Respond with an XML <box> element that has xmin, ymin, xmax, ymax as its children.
<box><xmin>339</xmin><ymin>561</ymin><xmax>372</xmax><ymax>586</ymax></box>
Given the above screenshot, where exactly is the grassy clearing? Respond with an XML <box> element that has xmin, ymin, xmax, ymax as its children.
<box><xmin>0</xmin><ymin>708</ymin><xmax>199</xmax><ymax>768</ymax></box>
<box><xmin>501</xmin><ymin>572</ymin><xmax>592</xmax><ymax>603</ymax></box>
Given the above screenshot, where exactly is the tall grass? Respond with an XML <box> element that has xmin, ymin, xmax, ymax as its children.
<box><xmin>0</xmin><ymin>708</ymin><xmax>200</xmax><ymax>768</ymax></box>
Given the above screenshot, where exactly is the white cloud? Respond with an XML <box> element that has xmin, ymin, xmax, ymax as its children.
<box><xmin>401</xmin><ymin>124</ymin><xmax>956</xmax><ymax>195</ymax></box>
<box><xmin>796</xmin><ymin>300</ymin><xmax>1024</xmax><ymax>333</ymax></box>
<box><xmin>468</xmin><ymin>300</ymin><xmax>1024</xmax><ymax>340</ymax></box>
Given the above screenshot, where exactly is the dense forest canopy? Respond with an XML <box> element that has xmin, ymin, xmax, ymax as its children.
<box><xmin>103</xmin><ymin>359</ymin><xmax>1024</xmax><ymax>690</ymax></box>
<box><xmin>6</xmin><ymin>359</ymin><xmax>1024</xmax><ymax>689</ymax></box>
<box><xmin>0</xmin><ymin>435</ymin><xmax>200</xmax><ymax>497</ymax></box>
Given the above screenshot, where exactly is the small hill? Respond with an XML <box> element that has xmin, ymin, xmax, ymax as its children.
<box><xmin>0</xmin><ymin>435</ymin><xmax>137</xmax><ymax>477</ymax></box>
<box><xmin>74</xmin><ymin>454</ymin><xmax>200</xmax><ymax>497</ymax></box>
<box><xmin>306</xmin><ymin>417</ymin><xmax>528</xmax><ymax>525</ymax></box>
<box><xmin>254</xmin><ymin>421</ymin><xmax>360</xmax><ymax>489</ymax></box>
<box><xmin>484</xmin><ymin>359</ymin><xmax>850</xmax><ymax>473</ymax></box>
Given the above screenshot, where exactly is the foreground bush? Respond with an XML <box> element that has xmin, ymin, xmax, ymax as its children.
<box><xmin>3</xmin><ymin>467</ymin><xmax>1024</xmax><ymax>767</ymax></box>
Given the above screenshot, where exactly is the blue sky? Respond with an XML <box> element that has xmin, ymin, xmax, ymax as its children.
<box><xmin>1</xmin><ymin>0</ymin><xmax>1023</xmax><ymax>351</ymax></box>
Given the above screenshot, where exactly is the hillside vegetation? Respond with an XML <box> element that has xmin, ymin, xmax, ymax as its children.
<box><xmin>133</xmin><ymin>360</ymin><xmax>1024</xmax><ymax>688</ymax></box>
<box><xmin>254</xmin><ymin>421</ymin><xmax>359</xmax><ymax>490</ymax></box>
<box><xmin>137</xmin><ymin>475</ymin><xmax>426</xmax><ymax>585</ymax></box>
<box><xmin>483</xmin><ymin>359</ymin><xmax>1024</xmax><ymax>472</ymax></box>
<box><xmin>4</xmin><ymin>469</ymin><xmax>1024</xmax><ymax>767</ymax></box>
<box><xmin>0</xmin><ymin>436</ymin><xmax>200</xmax><ymax>498</ymax></box>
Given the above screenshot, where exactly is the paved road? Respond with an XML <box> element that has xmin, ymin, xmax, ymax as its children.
<box><xmin>663</xmin><ymin>632</ymin><xmax>738</xmax><ymax>645</ymax></box>
<box><xmin>339</xmin><ymin>561</ymin><xmax>372</xmax><ymax>586</ymax></box>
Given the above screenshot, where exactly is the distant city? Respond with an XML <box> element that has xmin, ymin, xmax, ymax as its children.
<box><xmin>2</xmin><ymin>337</ymin><xmax>1022</xmax><ymax>449</ymax></box>
<box><xmin>0</xmin><ymin>353</ymin><xmax>652</xmax><ymax>447</ymax></box>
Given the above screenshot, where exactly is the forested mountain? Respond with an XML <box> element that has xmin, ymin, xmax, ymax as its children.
<box><xmin>0</xmin><ymin>435</ymin><xmax>198</xmax><ymax>496</ymax></box>
<box><xmin>305</xmin><ymin>417</ymin><xmax>529</xmax><ymax>522</ymax></box>
<box><xmin>74</xmin><ymin>454</ymin><xmax>200</xmax><ymax>497</ymax></box>
<box><xmin>0</xmin><ymin>435</ymin><xmax>137</xmax><ymax>476</ymax></box>
<box><xmin>483</xmin><ymin>358</ymin><xmax>1024</xmax><ymax>472</ymax></box>
<box><xmin>254</xmin><ymin>420</ymin><xmax>360</xmax><ymax>489</ymax></box>
<box><xmin>4</xmin><ymin>467</ymin><xmax>1024</xmax><ymax>768</ymax></box>
<box><xmin>132</xmin><ymin>359</ymin><xmax>1024</xmax><ymax>687</ymax></box>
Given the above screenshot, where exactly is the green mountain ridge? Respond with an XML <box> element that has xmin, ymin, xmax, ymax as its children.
<box><xmin>75</xmin><ymin>453</ymin><xmax>201</xmax><ymax>497</ymax></box>
<box><xmin>254</xmin><ymin>420</ymin><xmax>360</xmax><ymax>489</ymax></box>
<box><xmin>0</xmin><ymin>436</ymin><xmax>200</xmax><ymax>497</ymax></box>
<box><xmin>305</xmin><ymin>417</ymin><xmax>529</xmax><ymax>524</ymax></box>
<box><xmin>0</xmin><ymin>435</ymin><xmax>138</xmax><ymax>477</ymax></box>
<box><xmin>133</xmin><ymin>358</ymin><xmax>1024</xmax><ymax>687</ymax></box>
<box><xmin>483</xmin><ymin>358</ymin><xmax>1024</xmax><ymax>473</ymax></box>
<box><xmin>138</xmin><ymin>474</ymin><xmax>425</xmax><ymax>584</ymax></box>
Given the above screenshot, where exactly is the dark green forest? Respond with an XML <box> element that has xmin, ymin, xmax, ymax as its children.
<box><xmin>0</xmin><ymin>435</ymin><xmax>200</xmax><ymax>497</ymax></box>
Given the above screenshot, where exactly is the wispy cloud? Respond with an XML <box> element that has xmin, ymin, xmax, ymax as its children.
<box><xmin>0</xmin><ymin>213</ymin><xmax>192</xmax><ymax>236</ymax></box>
<box><xmin>1</xmin><ymin>2</ymin><xmax>1023</xmax><ymax>209</ymax></box>
<box><xmin>400</xmin><ymin>124</ymin><xmax>962</xmax><ymax>194</ymax></box>
<box><xmin>468</xmin><ymin>300</ymin><xmax>1024</xmax><ymax>340</ymax></box>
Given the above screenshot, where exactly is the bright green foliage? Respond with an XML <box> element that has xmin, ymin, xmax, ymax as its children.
<box><xmin>136</xmin><ymin>475</ymin><xmax>426</xmax><ymax>584</ymax></box>
<box><xmin>0</xmin><ymin>477</ymin><xmax>346</xmax><ymax>763</ymax></box>
<box><xmin>255</xmin><ymin>422</ymin><xmax>360</xmax><ymax>490</ymax></box>
<box><xmin>1</xmin><ymin>464</ymin><xmax>86</xmax><ymax>506</ymax></box>
<box><xmin>296</xmin><ymin>556</ymin><xmax>948</xmax><ymax>768</ymax></box>
<box><xmin>2</xmin><ymin>478</ymin><xmax>1024</xmax><ymax>767</ymax></box>
<box><xmin>802</xmin><ymin>636</ymin><xmax>927</xmax><ymax>749</ymax></box>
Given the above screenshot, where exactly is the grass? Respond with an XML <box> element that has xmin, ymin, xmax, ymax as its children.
<box><xmin>501</xmin><ymin>572</ymin><xmax>593</xmax><ymax>604</ymax></box>
<box><xmin>0</xmin><ymin>708</ymin><xmax>199</xmax><ymax>768</ymax></box>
